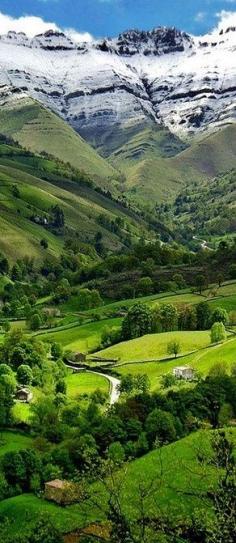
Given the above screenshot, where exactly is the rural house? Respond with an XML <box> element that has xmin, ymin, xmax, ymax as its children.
<box><xmin>173</xmin><ymin>366</ymin><xmax>195</xmax><ymax>381</ymax></box>
<box><xmin>44</xmin><ymin>479</ymin><xmax>82</xmax><ymax>505</ymax></box>
<box><xmin>72</xmin><ymin>352</ymin><xmax>86</xmax><ymax>363</ymax></box>
<box><xmin>15</xmin><ymin>388</ymin><xmax>33</xmax><ymax>403</ymax></box>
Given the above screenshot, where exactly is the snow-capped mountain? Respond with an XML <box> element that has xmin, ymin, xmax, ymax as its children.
<box><xmin>0</xmin><ymin>24</ymin><xmax>236</xmax><ymax>147</ymax></box>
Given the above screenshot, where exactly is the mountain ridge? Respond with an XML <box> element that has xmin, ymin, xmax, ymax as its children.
<box><xmin>0</xmin><ymin>23</ymin><xmax>236</xmax><ymax>146</ymax></box>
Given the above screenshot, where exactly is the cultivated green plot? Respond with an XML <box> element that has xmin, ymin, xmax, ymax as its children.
<box><xmin>66</xmin><ymin>372</ymin><xmax>109</xmax><ymax>398</ymax></box>
<box><xmin>40</xmin><ymin>317</ymin><xmax>122</xmax><ymax>352</ymax></box>
<box><xmin>116</xmin><ymin>335</ymin><xmax>236</xmax><ymax>390</ymax></box>
<box><xmin>0</xmin><ymin>431</ymin><xmax>33</xmax><ymax>456</ymax></box>
<box><xmin>97</xmin><ymin>330</ymin><xmax>211</xmax><ymax>363</ymax></box>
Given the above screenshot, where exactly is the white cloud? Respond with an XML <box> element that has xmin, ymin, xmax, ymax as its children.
<box><xmin>215</xmin><ymin>9</ymin><xmax>236</xmax><ymax>30</ymax></box>
<box><xmin>208</xmin><ymin>9</ymin><xmax>236</xmax><ymax>35</ymax></box>
<box><xmin>0</xmin><ymin>11</ymin><xmax>93</xmax><ymax>42</ymax></box>
<box><xmin>65</xmin><ymin>28</ymin><xmax>93</xmax><ymax>43</ymax></box>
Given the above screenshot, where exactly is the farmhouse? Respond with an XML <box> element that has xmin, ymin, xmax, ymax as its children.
<box><xmin>44</xmin><ymin>479</ymin><xmax>81</xmax><ymax>505</ymax></box>
<box><xmin>72</xmin><ymin>352</ymin><xmax>86</xmax><ymax>363</ymax></box>
<box><xmin>15</xmin><ymin>388</ymin><xmax>33</xmax><ymax>403</ymax></box>
<box><xmin>173</xmin><ymin>366</ymin><xmax>195</xmax><ymax>381</ymax></box>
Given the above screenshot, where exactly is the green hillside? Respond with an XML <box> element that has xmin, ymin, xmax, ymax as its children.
<box><xmin>0</xmin><ymin>96</ymin><xmax>118</xmax><ymax>187</ymax></box>
<box><xmin>110</xmin><ymin>124</ymin><xmax>236</xmax><ymax>205</ymax></box>
<box><xmin>0</xmin><ymin>140</ymin><xmax>147</xmax><ymax>262</ymax></box>
<box><xmin>0</xmin><ymin>429</ymin><xmax>235</xmax><ymax>538</ymax></box>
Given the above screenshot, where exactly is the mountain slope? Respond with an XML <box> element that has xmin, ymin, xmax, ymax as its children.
<box><xmin>116</xmin><ymin>124</ymin><xmax>236</xmax><ymax>205</ymax></box>
<box><xmin>0</xmin><ymin>93</ymin><xmax>118</xmax><ymax>187</ymax></box>
<box><xmin>0</xmin><ymin>140</ymin><xmax>149</xmax><ymax>262</ymax></box>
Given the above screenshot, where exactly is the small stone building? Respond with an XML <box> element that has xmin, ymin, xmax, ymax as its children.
<box><xmin>73</xmin><ymin>352</ymin><xmax>86</xmax><ymax>363</ymax></box>
<box><xmin>44</xmin><ymin>479</ymin><xmax>82</xmax><ymax>505</ymax></box>
<box><xmin>15</xmin><ymin>388</ymin><xmax>33</xmax><ymax>403</ymax></box>
<box><xmin>173</xmin><ymin>366</ymin><xmax>195</xmax><ymax>381</ymax></box>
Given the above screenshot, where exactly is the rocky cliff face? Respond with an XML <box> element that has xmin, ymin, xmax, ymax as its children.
<box><xmin>0</xmin><ymin>24</ymin><xmax>236</xmax><ymax>149</ymax></box>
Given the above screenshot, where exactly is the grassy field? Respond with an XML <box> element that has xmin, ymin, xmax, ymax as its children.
<box><xmin>0</xmin><ymin>431</ymin><xmax>33</xmax><ymax>456</ymax></box>
<box><xmin>115</xmin><ymin>335</ymin><xmax>236</xmax><ymax>390</ymax></box>
<box><xmin>40</xmin><ymin>317</ymin><xmax>122</xmax><ymax>353</ymax></box>
<box><xmin>97</xmin><ymin>330</ymin><xmax>211</xmax><ymax>363</ymax></box>
<box><xmin>0</xmin><ymin>429</ymin><xmax>235</xmax><ymax>537</ymax></box>
<box><xmin>66</xmin><ymin>372</ymin><xmax>109</xmax><ymax>398</ymax></box>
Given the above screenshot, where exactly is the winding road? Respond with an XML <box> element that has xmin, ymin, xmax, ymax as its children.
<box><xmin>193</xmin><ymin>236</ymin><xmax>213</xmax><ymax>251</ymax></box>
<box><xmin>65</xmin><ymin>363</ymin><xmax>121</xmax><ymax>405</ymax></box>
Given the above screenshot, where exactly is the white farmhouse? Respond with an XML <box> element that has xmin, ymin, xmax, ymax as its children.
<box><xmin>173</xmin><ymin>366</ymin><xmax>195</xmax><ymax>381</ymax></box>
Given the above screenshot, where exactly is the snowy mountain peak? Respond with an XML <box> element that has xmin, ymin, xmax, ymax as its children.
<box><xmin>0</xmin><ymin>23</ymin><xmax>236</xmax><ymax>144</ymax></box>
<box><xmin>115</xmin><ymin>27</ymin><xmax>193</xmax><ymax>56</ymax></box>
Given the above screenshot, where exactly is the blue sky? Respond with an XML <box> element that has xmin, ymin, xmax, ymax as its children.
<box><xmin>0</xmin><ymin>0</ymin><xmax>236</xmax><ymax>38</ymax></box>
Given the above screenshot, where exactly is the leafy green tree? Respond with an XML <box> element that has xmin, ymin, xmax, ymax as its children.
<box><xmin>29</xmin><ymin>313</ymin><xmax>42</xmax><ymax>331</ymax></box>
<box><xmin>145</xmin><ymin>408</ymin><xmax>177</xmax><ymax>445</ymax></box>
<box><xmin>161</xmin><ymin>373</ymin><xmax>177</xmax><ymax>389</ymax></box>
<box><xmin>167</xmin><ymin>339</ymin><xmax>181</xmax><ymax>358</ymax></box>
<box><xmin>0</xmin><ymin>254</ymin><xmax>9</xmax><ymax>275</ymax></box>
<box><xmin>51</xmin><ymin>342</ymin><xmax>63</xmax><ymax>361</ymax></box>
<box><xmin>51</xmin><ymin>205</ymin><xmax>64</xmax><ymax>228</ymax></box>
<box><xmin>11</xmin><ymin>263</ymin><xmax>22</xmax><ymax>282</ymax></box>
<box><xmin>2</xmin><ymin>320</ymin><xmax>10</xmax><ymax>333</ymax></box>
<box><xmin>196</xmin><ymin>302</ymin><xmax>211</xmax><ymax>330</ymax></box>
<box><xmin>54</xmin><ymin>278</ymin><xmax>71</xmax><ymax>303</ymax></box>
<box><xmin>17</xmin><ymin>364</ymin><xmax>33</xmax><ymax>385</ymax></box>
<box><xmin>119</xmin><ymin>374</ymin><xmax>134</xmax><ymax>395</ymax></box>
<box><xmin>122</xmin><ymin>303</ymin><xmax>153</xmax><ymax>340</ymax></box>
<box><xmin>108</xmin><ymin>441</ymin><xmax>125</xmax><ymax>465</ymax></box>
<box><xmin>218</xmin><ymin>403</ymin><xmax>233</xmax><ymax>427</ymax></box>
<box><xmin>40</xmin><ymin>239</ymin><xmax>48</xmax><ymax>250</ymax></box>
<box><xmin>0</xmin><ymin>373</ymin><xmax>17</xmax><ymax>427</ymax></box>
<box><xmin>216</xmin><ymin>272</ymin><xmax>224</xmax><ymax>288</ymax></box>
<box><xmin>211</xmin><ymin>307</ymin><xmax>228</xmax><ymax>326</ymax></box>
<box><xmin>195</xmin><ymin>274</ymin><xmax>206</xmax><ymax>294</ymax></box>
<box><xmin>178</xmin><ymin>304</ymin><xmax>197</xmax><ymax>330</ymax></box>
<box><xmin>137</xmin><ymin>276</ymin><xmax>153</xmax><ymax>295</ymax></box>
<box><xmin>159</xmin><ymin>303</ymin><xmax>178</xmax><ymax>332</ymax></box>
<box><xmin>211</xmin><ymin>322</ymin><xmax>226</xmax><ymax>344</ymax></box>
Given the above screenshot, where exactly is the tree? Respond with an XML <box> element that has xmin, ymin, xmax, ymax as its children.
<box><xmin>218</xmin><ymin>403</ymin><xmax>233</xmax><ymax>427</ymax></box>
<box><xmin>161</xmin><ymin>373</ymin><xmax>177</xmax><ymax>389</ymax></box>
<box><xmin>0</xmin><ymin>373</ymin><xmax>16</xmax><ymax>427</ymax></box>
<box><xmin>51</xmin><ymin>205</ymin><xmax>64</xmax><ymax>228</ymax></box>
<box><xmin>29</xmin><ymin>313</ymin><xmax>42</xmax><ymax>331</ymax></box>
<box><xmin>195</xmin><ymin>274</ymin><xmax>206</xmax><ymax>294</ymax></box>
<box><xmin>118</xmin><ymin>374</ymin><xmax>134</xmax><ymax>395</ymax></box>
<box><xmin>0</xmin><ymin>254</ymin><xmax>9</xmax><ymax>275</ymax></box>
<box><xmin>196</xmin><ymin>302</ymin><xmax>211</xmax><ymax>330</ymax></box>
<box><xmin>108</xmin><ymin>441</ymin><xmax>125</xmax><ymax>465</ymax></box>
<box><xmin>51</xmin><ymin>342</ymin><xmax>63</xmax><ymax>361</ymax></box>
<box><xmin>2</xmin><ymin>321</ymin><xmax>10</xmax><ymax>333</ymax></box>
<box><xmin>54</xmin><ymin>279</ymin><xmax>71</xmax><ymax>303</ymax></box>
<box><xmin>167</xmin><ymin>339</ymin><xmax>181</xmax><ymax>358</ymax></box>
<box><xmin>145</xmin><ymin>408</ymin><xmax>177</xmax><ymax>445</ymax></box>
<box><xmin>122</xmin><ymin>303</ymin><xmax>153</xmax><ymax>340</ymax></box>
<box><xmin>137</xmin><ymin>276</ymin><xmax>153</xmax><ymax>295</ymax></box>
<box><xmin>211</xmin><ymin>307</ymin><xmax>228</xmax><ymax>326</ymax></box>
<box><xmin>211</xmin><ymin>322</ymin><xmax>226</xmax><ymax>344</ymax></box>
<box><xmin>40</xmin><ymin>239</ymin><xmax>48</xmax><ymax>249</ymax></box>
<box><xmin>17</xmin><ymin>364</ymin><xmax>33</xmax><ymax>385</ymax></box>
<box><xmin>216</xmin><ymin>272</ymin><xmax>224</xmax><ymax>288</ymax></box>
<box><xmin>158</xmin><ymin>303</ymin><xmax>178</xmax><ymax>332</ymax></box>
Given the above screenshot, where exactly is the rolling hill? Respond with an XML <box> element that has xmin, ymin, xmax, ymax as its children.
<box><xmin>0</xmin><ymin>139</ymin><xmax>148</xmax><ymax>262</ymax></box>
<box><xmin>0</xmin><ymin>93</ymin><xmax>119</xmax><ymax>189</ymax></box>
<box><xmin>110</xmin><ymin>124</ymin><xmax>236</xmax><ymax>205</ymax></box>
